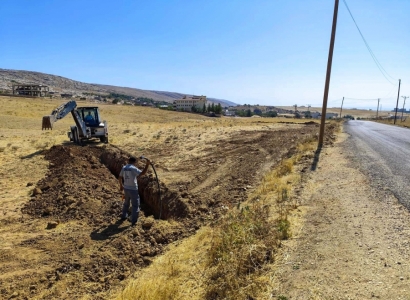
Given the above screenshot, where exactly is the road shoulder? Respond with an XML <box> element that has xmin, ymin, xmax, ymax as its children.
<box><xmin>272</xmin><ymin>131</ymin><xmax>410</xmax><ymax>299</ymax></box>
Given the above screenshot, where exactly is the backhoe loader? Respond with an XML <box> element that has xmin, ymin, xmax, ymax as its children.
<box><xmin>42</xmin><ymin>100</ymin><xmax>108</xmax><ymax>145</ymax></box>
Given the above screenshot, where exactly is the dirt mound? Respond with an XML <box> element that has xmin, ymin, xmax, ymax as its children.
<box><xmin>304</xmin><ymin>121</ymin><xmax>319</xmax><ymax>126</ymax></box>
<box><xmin>23</xmin><ymin>145</ymin><xmax>188</xmax><ymax>224</ymax></box>
<box><xmin>18</xmin><ymin>144</ymin><xmax>197</xmax><ymax>299</ymax></box>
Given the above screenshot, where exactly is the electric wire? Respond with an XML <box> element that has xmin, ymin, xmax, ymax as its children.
<box><xmin>381</xmin><ymin>84</ymin><xmax>398</xmax><ymax>99</ymax></box>
<box><xmin>344</xmin><ymin>97</ymin><xmax>378</xmax><ymax>101</ymax></box>
<box><xmin>342</xmin><ymin>0</ymin><xmax>397</xmax><ymax>85</ymax></box>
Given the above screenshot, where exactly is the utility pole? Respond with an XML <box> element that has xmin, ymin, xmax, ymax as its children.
<box><xmin>376</xmin><ymin>98</ymin><xmax>380</xmax><ymax>119</ymax></box>
<box><xmin>339</xmin><ymin>97</ymin><xmax>344</xmax><ymax>119</ymax></box>
<box><xmin>318</xmin><ymin>0</ymin><xmax>339</xmax><ymax>147</ymax></box>
<box><xmin>401</xmin><ymin>96</ymin><xmax>408</xmax><ymax>121</ymax></box>
<box><xmin>394</xmin><ymin>79</ymin><xmax>401</xmax><ymax>124</ymax></box>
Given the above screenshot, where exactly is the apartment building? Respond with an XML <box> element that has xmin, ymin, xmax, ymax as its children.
<box><xmin>173</xmin><ymin>95</ymin><xmax>206</xmax><ymax>112</ymax></box>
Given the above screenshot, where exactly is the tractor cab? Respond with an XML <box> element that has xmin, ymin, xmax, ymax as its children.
<box><xmin>77</xmin><ymin>107</ymin><xmax>102</xmax><ymax>127</ymax></box>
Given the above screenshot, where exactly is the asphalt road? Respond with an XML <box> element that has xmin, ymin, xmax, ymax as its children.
<box><xmin>344</xmin><ymin>120</ymin><xmax>410</xmax><ymax>209</ymax></box>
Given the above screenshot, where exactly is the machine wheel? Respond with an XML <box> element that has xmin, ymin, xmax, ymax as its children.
<box><xmin>73</xmin><ymin>127</ymin><xmax>81</xmax><ymax>145</ymax></box>
<box><xmin>70</xmin><ymin>128</ymin><xmax>76</xmax><ymax>143</ymax></box>
<box><xmin>100</xmin><ymin>136</ymin><xmax>108</xmax><ymax>144</ymax></box>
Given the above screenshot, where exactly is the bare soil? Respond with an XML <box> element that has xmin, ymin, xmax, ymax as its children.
<box><xmin>272</xmin><ymin>132</ymin><xmax>410</xmax><ymax>299</ymax></box>
<box><xmin>1</xmin><ymin>122</ymin><xmax>323</xmax><ymax>299</ymax></box>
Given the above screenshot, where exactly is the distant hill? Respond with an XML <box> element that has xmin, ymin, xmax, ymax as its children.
<box><xmin>0</xmin><ymin>68</ymin><xmax>237</xmax><ymax>107</ymax></box>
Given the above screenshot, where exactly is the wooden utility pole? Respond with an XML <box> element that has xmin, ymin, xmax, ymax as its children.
<box><xmin>339</xmin><ymin>97</ymin><xmax>344</xmax><ymax>119</ymax></box>
<box><xmin>376</xmin><ymin>98</ymin><xmax>380</xmax><ymax>119</ymax></box>
<box><xmin>401</xmin><ymin>96</ymin><xmax>408</xmax><ymax>121</ymax></box>
<box><xmin>394</xmin><ymin>79</ymin><xmax>401</xmax><ymax>124</ymax></box>
<box><xmin>318</xmin><ymin>0</ymin><xmax>339</xmax><ymax>147</ymax></box>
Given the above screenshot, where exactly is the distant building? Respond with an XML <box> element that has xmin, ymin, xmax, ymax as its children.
<box><xmin>173</xmin><ymin>95</ymin><xmax>206</xmax><ymax>112</ymax></box>
<box><xmin>311</xmin><ymin>112</ymin><xmax>338</xmax><ymax>119</ymax></box>
<box><xmin>224</xmin><ymin>110</ymin><xmax>235</xmax><ymax>116</ymax></box>
<box><xmin>392</xmin><ymin>108</ymin><xmax>409</xmax><ymax>112</ymax></box>
<box><xmin>61</xmin><ymin>93</ymin><xmax>73</xmax><ymax>98</ymax></box>
<box><xmin>13</xmin><ymin>84</ymin><xmax>49</xmax><ymax>97</ymax></box>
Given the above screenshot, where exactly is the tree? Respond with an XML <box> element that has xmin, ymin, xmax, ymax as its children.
<box><xmin>265</xmin><ymin>111</ymin><xmax>277</xmax><ymax>117</ymax></box>
<box><xmin>236</xmin><ymin>110</ymin><xmax>245</xmax><ymax>117</ymax></box>
<box><xmin>211</xmin><ymin>103</ymin><xmax>215</xmax><ymax>112</ymax></box>
<box><xmin>246</xmin><ymin>109</ymin><xmax>252</xmax><ymax>117</ymax></box>
<box><xmin>216</xmin><ymin>103</ymin><xmax>222</xmax><ymax>114</ymax></box>
<box><xmin>112</xmin><ymin>98</ymin><xmax>119</xmax><ymax>104</ymax></box>
<box><xmin>203</xmin><ymin>103</ymin><xmax>206</xmax><ymax>113</ymax></box>
<box><xmin>253</xmin><ymin>108</ymin><xmax>262</xmax><ymax>115</ymax></box>
<box><xmin>207</xmin><ymin>104</ymin><xmax>211</xmax><ymax>113</ymax></box>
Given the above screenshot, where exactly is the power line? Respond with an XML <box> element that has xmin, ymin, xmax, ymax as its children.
<box><xmin>344</xmin><ymin>97</ymin><xmax>378</xmax><ymax>101</ymax></box>
<box><xmin>342</xmin><ymin>0</ymin><xmax>397</xmax><ymax>85</ymax></box>
<box><xmin>381</xmin><ymin>83</ymin><xmax>399</xmax><ymax>98</ymax></box>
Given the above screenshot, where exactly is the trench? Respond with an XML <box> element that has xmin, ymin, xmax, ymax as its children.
<box><xmin>23</xmin><ymin>144</ymin><xmax>189</xmax><ymax>224</ymax></box>
<box><xmin>98</xmin><ymin>145</ymin><xmax>189</xmax><ymax>220</ymax></box>
<box><xmin>17</xmin><ymin>144</ymin><xmax>198</xmax><ymax>299</ymax></box>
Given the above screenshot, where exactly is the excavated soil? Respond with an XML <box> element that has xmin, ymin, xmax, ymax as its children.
<box><xmin>0</xmin><ymin>123</ymin><xmax>337</xmax><ymax>300</ymax></box>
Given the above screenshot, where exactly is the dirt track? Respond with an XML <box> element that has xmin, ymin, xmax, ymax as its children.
<box><xmin>1</xmin><ymin>122</ymin><xmax>324</xmax><ymax>300</ymax></box>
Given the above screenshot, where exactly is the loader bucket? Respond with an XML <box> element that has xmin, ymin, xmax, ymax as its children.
<box><xmin>42</xmin><ymin>115</ymin><xmax>54</xmax><ymax>130</ymax></box>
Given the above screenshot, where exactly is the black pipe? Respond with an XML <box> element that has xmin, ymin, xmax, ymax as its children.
<box><xmin>140</xmin><ymin>156</ymin><xmax>162</xmax><ymax>219</ymax></box>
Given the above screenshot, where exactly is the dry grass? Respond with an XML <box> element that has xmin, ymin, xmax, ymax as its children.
<box><xmin>277</xmin><ymin>106</ymin><xmax>379</xmax><ymax>119</ymax></box>
<box><xmin>375</xmin><ymin>116</ymin><xmax>410</xmax><ymax>128</ymax></box>
<box><xmin>205</xmin><ymin>202</ymin><xmax>278</xmax><ymax>299</ymax></box>
<box><xmin>114</xmin><ymin>227</ymin><xmax>212</xmax><ymax>300</ymax></box>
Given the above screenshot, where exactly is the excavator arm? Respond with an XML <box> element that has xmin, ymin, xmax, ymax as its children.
<box><xmin>42</xmin><ymin>100</ymin><xmax>87</xmax><ymax>137</ymax></box>
<box><xmin>42</xmin><ymin>100</ymin><xmax>77</xmax><ymax>130</ymax></box>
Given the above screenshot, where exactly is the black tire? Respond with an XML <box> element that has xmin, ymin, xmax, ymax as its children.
<box><xmin>72</xmin><ymin>128</ymin><xmax>78</xmax><ymax>144</ymax></box>
<box><xmin>70</xmin><ymin>128</ymin><xmax>75</xmax><ymax>142</ymax></box>
<box><xmin>73</xmin><ymin>127</ymin><xmax>82</xmax><ymax>145</ymax></box>
<box><xmin>100</xmin><ymin>136</ymin><xmax>108</xmax><ymax>144</ymax></box>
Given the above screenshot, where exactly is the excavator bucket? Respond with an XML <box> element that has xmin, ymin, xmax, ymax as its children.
<box><xmin>42</xmin><ymin>115</ymin><xmax>54</xmax><ymax>130</ymax></box>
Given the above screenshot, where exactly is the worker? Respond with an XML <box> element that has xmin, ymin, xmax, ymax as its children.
<box><xmin>119</xmin><ymin>156</ymin><xmax>150</xmax><ymax>226</ymax></box>
<box><xmin>84</xmin><ymin>111</ymin><xmax>94</xmax><ymax>123</ymax></box>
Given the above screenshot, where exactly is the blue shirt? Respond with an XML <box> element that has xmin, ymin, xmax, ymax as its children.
<box><xmin>119</xmin><ymin>164</ymin><xmax>142</xmax><ymax>191</ymax></box>
<box><xmin>85</xmin><ymin>115</ymin><xmax>94</xmax><ymax>122</ymax></box>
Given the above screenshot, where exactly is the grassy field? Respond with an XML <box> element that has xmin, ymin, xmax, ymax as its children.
<box><xmin>375</xmin><ymin>115</ymin><xmax>410</xmax><ymax>128</ymax></box>
<box><xmin>277</xmin><ymin>105</ymin><xmax>392</xmax><ymax>119</ymax></box>
<box><xmin>0</xmin><ymin>95</ymin><xmax>338</xmax><ymax>299</ymax></box>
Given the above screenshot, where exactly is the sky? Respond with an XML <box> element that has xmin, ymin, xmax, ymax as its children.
<box><xmin>1</xmin><ymin>0</ymin><xmax>409</xmax><ymax>109</ymax></box>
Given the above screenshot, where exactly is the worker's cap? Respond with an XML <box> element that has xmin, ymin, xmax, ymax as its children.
<box><xmin>128</xmin><ymin>156</ymin><xmax>137</xmax><ymax>163</ymax></box>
